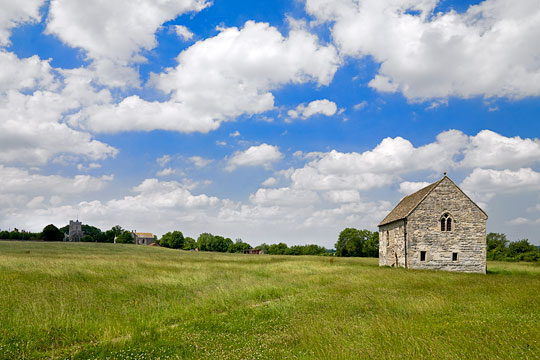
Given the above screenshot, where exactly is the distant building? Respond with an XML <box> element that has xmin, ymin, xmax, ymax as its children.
<box><xmin>132</xmin><ymin>232</ymin><xmax>155</xmax><ymax>245</ymax></box>
<box><xmin>243</xmin><ymin>249</ymin><xmax>264</xmax><ymax>255</ymax></box>
<box><xmin>65</xmin><ymin>220</ymin><xmax>84</xmax><ymax>242</ymax></box>
<box><xmin>378</xmin><ymin>174</ymin><xmax>487</xmax><ymax>273</ymax></box>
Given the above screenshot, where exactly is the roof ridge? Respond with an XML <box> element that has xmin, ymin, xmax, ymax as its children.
<box><xmin>402</xmin><ymin>176</ymin><xmax>445</xmax><ymax>219</ymax></box>
<box><xmin>378</xmin><ymin>176</ymin><xmax>445</xmax><ymax>227</ymax></box>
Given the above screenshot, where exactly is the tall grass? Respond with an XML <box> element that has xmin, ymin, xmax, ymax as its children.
<box><xmin>0</xmin><ymin>241</ymin><xmax>539</xmax><ymax>359</ymax></box>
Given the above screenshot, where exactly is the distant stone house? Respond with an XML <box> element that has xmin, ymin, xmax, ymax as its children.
<box><xmin>64</xmin><ymin>220</ymin><xmax>84</xmax><ymax>242</ymax></box>
<box><xmin>378</xmin><ymin>174</ymin><xmax>488</xmax><ymax>273</ymax></box>
<box><xmin>243</xmin><ymin>249</ymin><xmax>264</xmax><ymax>255</ymax></box>
<box><xmin>132</xmin><ymin>232</ymin><xmax>155</xmax><ymax>245</ymax></box>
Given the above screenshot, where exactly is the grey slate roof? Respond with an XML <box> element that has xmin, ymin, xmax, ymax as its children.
<box><xmin>378</xmin><ymin>178</ymin><xmax>444</xmax><ymax>227</ymax></box>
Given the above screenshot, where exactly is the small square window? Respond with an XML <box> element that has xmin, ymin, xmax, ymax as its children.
<box><xmin>420</xmin><ymin>251</ymin><xmax>426</xmax><ymax>261</ymax></box>
<box><xmin>452</xmin><ymin>252</ymin><xmax>458</xmax><ymax>261</ymax></box>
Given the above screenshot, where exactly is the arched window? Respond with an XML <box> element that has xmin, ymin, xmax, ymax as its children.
<box><xmin>440</xmin><ymin>213</ymin><xmax>452</xmax><ymax>232</ymax></box>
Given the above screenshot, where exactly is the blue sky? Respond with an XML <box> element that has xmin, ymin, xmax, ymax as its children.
<box><xmin>1</xmin><ymin>0</ymin><xmax>539</xmax><ymax>247</ymax></box>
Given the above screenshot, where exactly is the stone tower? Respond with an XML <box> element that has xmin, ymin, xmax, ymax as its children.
<box><xmin>68</xmin><ymin>220</ymin><xmax>84</xmax><ymax>242</ymax></box>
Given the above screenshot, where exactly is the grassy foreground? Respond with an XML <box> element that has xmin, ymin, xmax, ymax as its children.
<box><xmin>0</xmin><ymin>242</ymin><xmax>539</xmax><ymax>359</ymax></box>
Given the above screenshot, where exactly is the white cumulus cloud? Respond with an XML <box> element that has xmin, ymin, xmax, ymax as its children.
<box><xmin>76</xmin><ymin>21</ymin><xmax>339</xmax><ymax>133</ymax></box>
<box><xmin>0</xmin><ymin>0</ymin><xmax>45</xmax><ymax>46</ymax></box>
<box><xmin>287</xmin><ymin>129</ymin><xmax>540</xmax><ymax>195</ymax></box>
<box><xmin>399</xmin><ymin>181</ymin><xmax>431</xmax><ymax>194</ymax></box>
<box><xmin>249</xmin><ymin>187</ymin><xmax>319</xmax><ymax>207</ymax></box>
<box><xmin>45</xmin><ymin>0</ymin><xmax>209</xmax><ymax>87</ymax></box>
<box><xmin>461</xmin><ymin>168</ymin><xmax>540</xmax><ymax>195</ymax></box>
<box><xmin>0</xmin><ymin>52</ymin><xmax>117</xmax><ymax>164</ymax></box>
<box><xmin>174</xmin><ymin>25</ymin><xmax>194</xmax><ymax>41</ymax></box>
<box><xmin>323</xmin><ymin>190</ymin><xmax>361</xmax><ymax>203</ymax></box>
<box><xmin>460</xmin><ymin>130</ymin><xmax>540</xmax><ymax>169</ymax></box>
<box><xmin>0</xmin><ymin>165</ymin><xmax>112</xmax><ymax>210</ymax></box>
<box><xmin>156</xmin><ymin>168</ymin><xmax>176</xmax><ymax>177</ymax></box>
<box><xmin>189</xmin><ymin>156</ymin><xmax>212</xmax><ymax>168</ymax></box>
<box><xmin>226</xmin><ymin>144</ymin><xmax>283</xmax><ymax>172</ymax></box>
<box><xmin>288</xmin><ymin>99</ymin><xmax>338</xmax><ymax>120</ymax></box>
<box><xmin>262</xmin><ymin>177</ymin><xmax>278</xmax><ymax>187</ymax></box>
<box><xmin>306</xmin><ymin>0</ymin><xmax>540</xmax><ymax>100</ymax></box>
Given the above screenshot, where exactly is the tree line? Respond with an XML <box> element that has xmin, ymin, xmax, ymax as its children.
<box><xmin>0</xmin><ymin>224</ymin><xmax>128</xmax><ymax>243</ymax></box>
<box><xmin>487</xmin><ymin>233</ymin><xmax>539</xmax><ymax>262</ymax></box>
<box><xmin>335</xmin><ymin>228</ymin><xmax>379</xmax><ymax>257</ymax></box>
<box><xmin>0</xmin><ymin>223</ymin><xmax>345</xmax><ymax>256</ymax></box>
<box><xmin>157</xmin><ymin>227</ymin><xmax>377</xmax><ymax>256</ymax></box>
<box><xmin>157</xmin><ymin>231</ymin><xmax>331</xmax><ymax>255</ymax></box>
<box><xmin>4</xmin><ymin>224</ymin><xmax>536</xmax><ymax>262</ymax></box>
<box><xmin>0</xmin><ymin>223</ymin><xmax>377</xmax><ymax>257</ymax></box>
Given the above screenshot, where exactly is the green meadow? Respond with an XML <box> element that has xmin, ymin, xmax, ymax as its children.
<box><xmin>0</xmin><ymin>241</ymin><xmax>539</xmax><ymax>359</ymax></box>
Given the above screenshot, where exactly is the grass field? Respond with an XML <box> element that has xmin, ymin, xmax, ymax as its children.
<box><xmin>0</xmin><ymin>241</ymin><xmax>539</xmax><ymax>359</ymax></box>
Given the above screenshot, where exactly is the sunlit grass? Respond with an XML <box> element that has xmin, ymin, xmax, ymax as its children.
<box><xmin>0</xmin><ymin>241</ymin><xmax>539</xmax><ymax>359</ymax></box>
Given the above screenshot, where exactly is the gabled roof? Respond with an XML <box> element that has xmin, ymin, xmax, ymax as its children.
<box><xmin>136</xmin><ymin>232</ymin><xmax>153</xmax><ymax>238</ymax></box>
<box><xmin>378</xmin><ymin>179</ymin><xmax>443</xmax><ymax>227</ymax></box>
<box><xmin>378</xmin><ymin>175</ymin><xmax>487</xmax><ymax>227</ymax></box>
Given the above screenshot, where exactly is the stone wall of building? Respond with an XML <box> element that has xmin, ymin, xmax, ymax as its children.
<box><xmin>379</xmin><ymin>219</ymin><xmax>406</xmax><ymax>267</ymax></box>
<box><xmin>406</xmin><ymin>177</ymin><xmax>487</xmax><ymax>273</ymax></box>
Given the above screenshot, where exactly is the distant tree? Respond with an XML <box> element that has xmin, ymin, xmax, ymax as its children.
<box><xmin>115</xmin><ymin>231</ymin><xmax>134</xmax><ymax>244</ymax></box>
<box><xmin>197</xmin><ymin>233</ymin><xmax>214</xmax><ymax>251</ymax></box>
<box><xmin>487</xmin><ymin>233</ymin><xmax>508</xmax><ymax>251</ymax></box>
<box><xmin>508</xmin><ymin>239</ymin><xmax>536</xmax><ymax>259</ymax></box>
<box><xmin>25</xmin><ymin>232</ymin><xmax>40</xmax><ymax>240</ymax></box>
<box><xmin>335</xmin><ymin>228</ymin><xmax>378</xmax><ymax>257</ymax></box>
<box><xmin>212</xmin><ymin>235</ymin><xmax>233</xmax><ymax>252</ymax></box>
<box><xmin>364</xmin><ymin>231</ymin><xmax>379</xmax><ymax>257</ymax></box>
<box><xmin>81</xmin><ymin>235</ymin><xmax>95</xmax><ymax>242</ymax></box>
<box><xmin>196</xmin><ymin>233</ymin><xmax>233</xmax><ymax>252</ymax></box>
<box><xmin>228</xmin><ymin>238</ymin><xmax>252</xmax><ymax>253</ymax></box>
<box><xmin>256</xmin><ymin>243</ymin><xmax>270</xmax><ymax>253</ymax></box>
<box><xmin>81</xmin><ymin>225</ymin><xmax>104</xmax><ymax>242</ymax></box>
<box><xmin>486</xmin><ymin>233</ymin><xmax>510</xmax><ymax>260</ymax></box>
<box><xmin>102</xmin><ymin>230</ymin><xmax>115</xmax><ymax>243</ymax></box>
<box><xmin>41</xmin><ymin>224</ymin><xmax>63</xmax><ymax>242</ymax></box>
<box><xmin>160</xmin><ymin>231</ymin><xmax>185</xmax><ymax>249</ymax></box>
<box><xmin>485</xmin><ymin>233</ymin><xmax>539</xmax><ymax>262</ymax></box>
<box><xmin>268</xmin><ymin>242</ymin><xmax>288</xmax><ymax>255</ymax></box>
<box><xmin>183</xmin><ymin>237</ymin><xmax>196</xmax><ymax>250</ymax></box>
<box><xmin>253</xmin><ymin>242</ymin><xmax>329</xmax><ymax>256</ymax></box>
<box><xmin>110</xmin><ymin>225</ymin><xmax>124</xmax><ymax>236</ymax></box>
<box><xmin>336</xmin><ymin>228</ymin><xmax>359</xmax><ymax>257</ymax></box>
<box><xmin>285</xmin><ymin>245</ymin><xmax>313</xmax><ymax>255</ymax></box>
<box><xmin>299</xmin><ymin>244</ymin><xmax>327</xmax><ymax>255</ymax></box>
<box><xmin>0</xmin><ymin>230</ymin><xmax>9</xmax><ymax>239</ymax></box>
<box><xmin>9</xmin><ymin>231</ymin><xmax>22</xmax><ymax>240</ymax></box>
<box><xmin>521</xmin><ymin>250</ymin><xmax>540</xmax><ymax>262</ymax></box>
<box><xmin>103</xmin><ymin>225</ymin><xmax>124</xmax><ymax>243</ymax></box>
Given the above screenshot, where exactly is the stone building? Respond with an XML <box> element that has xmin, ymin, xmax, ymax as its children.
<box><xmin>65</xmin><ymin>220</ymin><xmax>84</xmax><ymax>242</ymax></box>
<box><xmin>132</xmin><ymin>232</ymin><xmax>155</xmax><ymax>245</ymax></box>
<box><xmin>378</xmin><ymin>174</ymin><xmax>487</xmax><ymax>273</ymax></box>
<box><xmin>243</xmin><ymin>248</ymin><xmax>264</xmax><ymax>255</ymax></box>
